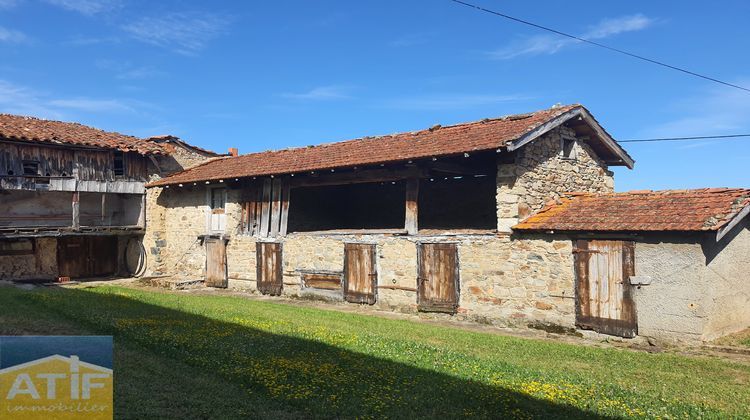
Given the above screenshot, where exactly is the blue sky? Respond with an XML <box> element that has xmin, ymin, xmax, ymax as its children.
<box><xmin>0</xmin><ymin>0</ymin><xmax>748</xmax><ymax>191</ymax></box>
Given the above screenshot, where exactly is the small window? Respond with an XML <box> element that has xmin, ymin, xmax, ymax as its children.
<box><xmin>22</xmin><ymin>161</ymin><xmax>39</xmax><ymax>176</ymax></box>
<box><xmin>113</xmin><ymin>151</ymin><xmax>125</xmax><ymax>176</ymax></box>
<box><xmin>561</xmin><ymin>137</ymin><xmax>577</xmax><ymax>160</ymax></box>
<box><xmin>211</xmin><ymin>188</ymin><xmax>226</xmax><ymax>210</ymax></box>
<box><xmin>0</xmin><ymin>239</ymin><xmax>35</xmax><ymax>255</ymax></box>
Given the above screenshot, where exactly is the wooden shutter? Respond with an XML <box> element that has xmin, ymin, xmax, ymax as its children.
<box><xmin>343</xmin><ymin>243</ymin><xmax>377</xmax><ymax>304</ymax></box>
<box><xmin>57</xmin><ymin>236</ymin><xmax>117</xmax><ymax>279</ymax></box>
<box><xmin>574</xmin><ymin>239</ymin><xmax>637</xmax><ymax>338</ymax></box>
<box><xmin>417</xmin><ymin>243</ymin><xmax>459</xmax><ymax>314</ymax></box>
<box><xmin>256</xmin><ymin>242</ymin><xmax>283</xmax><ymax>295</ymax></box>
<box><xmin>205</xmin><ymin>237</ymin><xmax>228</xmax><ymax>288</ymax></box>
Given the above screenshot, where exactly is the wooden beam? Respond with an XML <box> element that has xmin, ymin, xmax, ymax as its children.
<box><xmin>405</xmin><ymin>178</ymin><xmax>419</xmax><ymax>235</ymax></box>
<box><xmin>71</xmin><ymin>192</ymin><xmax>80</xmax><ymax>230</ymax></box>
<box><xmin>280</xmin><ymin>183</ymin><xmax>290</xmax><ymax>236</ymax></box>
<box><xmin>270</xmin><ymin>179</ymin><xmax>282</xmax><ymax>237</ymax></box>
<box><xmin>259</xmin><ymin>179</ymin><xmax>271</xmax><ymax>237</ymax></box>
<box><xmin>428</xmin><ymin>161</ymin><xmax>485</xmax><ymax>175</ymax></box>
<box><xmin>289</xmin><ymin>167</ymin><xmax>428</xmax><ymax>188</ymax></box>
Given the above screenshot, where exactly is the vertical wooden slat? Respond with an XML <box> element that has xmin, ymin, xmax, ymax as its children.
<box><xmin>405</xmin><ymin>178</ymin><xmax>419</xmax><ymax>235</ymax></box>
<box><xmin>270</xmin><ymin>179</ymin><xmax>282</xmax><ymax>237</ymax></box>
<box><xmin>259</xmin><ymin>179</ymin><xmax>272</xmax><ymax>237</ymax></box>
<box><xmin>71</xmin><ymin>191</ymin><xmax>80</xmax><ymax>229</ymax></box>
<box><xmin>343</xmin><ymin>243</ymin><xmax>377</xmax><ymax>304</ymax></box>
<box><xmin>417</xmin><ymin>243</ymin><xmax>459</xmax><ymax>314</ymax></box>
<box><xmin>280</xmin><ymin>183</ymin><xmax>290</xmax><ymax>236</ymax></box>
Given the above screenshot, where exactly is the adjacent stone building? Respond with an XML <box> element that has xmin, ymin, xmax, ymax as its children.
<box><xmin>0</xmin><ymin>115</ymin><xmax>218</xmax><ymax>281</ymax></box>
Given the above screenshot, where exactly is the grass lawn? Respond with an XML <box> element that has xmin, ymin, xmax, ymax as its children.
<box><xmin>1</xmin><ymin>285</ymin><xmax>749</xmax><ymax>419</ymax></box>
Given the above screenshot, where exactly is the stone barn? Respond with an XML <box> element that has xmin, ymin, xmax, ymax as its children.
<box><xmin>0</xmin><ymin>114</ymin><xmax>218</xmax><ymax>281</ymax></box>
<box><xmin>144</xmin><ymin>104</ymin><xmax>749</xmax><ymax>344</ymax></box>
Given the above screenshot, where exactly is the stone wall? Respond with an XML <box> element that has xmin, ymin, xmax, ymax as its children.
<box><xmin>497</xmin><ymin>126</ymin><xmax>614</xmax><ymax>232</ymax></box>
<box><xmin>0</xmin><ymin>238</ymin><xmax>56</xmax><ymax>281</ymax></box>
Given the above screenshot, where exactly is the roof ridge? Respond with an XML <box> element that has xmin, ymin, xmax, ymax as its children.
<box><xmin>228</xmin><ymin>104</ymin><xmax>583</xmax><ymax>159</ymax></box>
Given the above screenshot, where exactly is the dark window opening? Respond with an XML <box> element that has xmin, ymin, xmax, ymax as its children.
<box><xmin>288</xmin><ymin>181</ymin><xmax>406</xmax><ymax>232</ymax></box>
<box><xmin>561</xmin><ymin>137</ymin><xmax>577</xmax><ymax>160</ymax></box>
<box><xmin>418</xmin><ymin>175</ymin><xmax>497</xmax><ymax>230</ymax></box>
<box><xmin>22</xmin><ymin>161</ymin><xmax>39</xmax><ymax>176</ymax></box>
<box><xmin>113</xmin><ymin>151</ymin><xmax>125</xmax><ymax>176</ymax></box>
<box><xmin>211</xmin><ymin>188</ymin><xmax>226</xmax><ymax>210</ymax></box>
<box><xmin>0</xmin><ymin>239</ymin><xmax>35</xmax><ymax>256</ymax></box>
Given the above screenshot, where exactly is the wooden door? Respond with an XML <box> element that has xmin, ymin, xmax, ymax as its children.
<box><xmin>574</xmin><ymin>240</ymin><xmax>637</xmax><ymax>338</ymax></box>
<box><xmin>417</xmin><ymin>243</ymin><xmax>459</xmax><ymax>314</ymax></box>
<box><xmin>88</xmin><ymin>236</ymin><xmax>117</xmax><ymax>277</ymax></box>
<box><xmin>57</xmin><ymin>237</ymin><xmax>87</xmax><ymax>278</ymax></box>
<box><xmin>343</xmin><ymin>243</ymin><xmax>377</xmax><ymax>304</ymax></box>
<box><xmin>205</xmin><ymin>237</ymin><xmax>228</xmax><ymax>288</ymax></box>
<box><xmin>57</xmin><ymin>236</ymin><xmax>117</xmax><ymax>279</ymax></box>
<box><xmin>256</xmin><ymin>242</ymin><xmax>282</xmax><ymax>295</ymax></box>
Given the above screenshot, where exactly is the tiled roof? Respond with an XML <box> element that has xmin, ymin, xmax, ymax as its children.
<box><xmin>149</xmin><ymin>104</ymin><xmax>625</xmax><ymax>187</ymax></box>
<box><xmin>513</xmin><ymin>188</ymin><xmax>750</xmax><ymax>232</ymax></box>
<box><xmin>0</xmin><ymin>114</ymin><xmax>166</xmax><ymax>155</ymax></box>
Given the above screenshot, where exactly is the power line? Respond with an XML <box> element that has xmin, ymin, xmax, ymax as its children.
<box><xmin>449</xmin><ymin>0</ymin><xmax>750</xmax><ymax>93</ymax></box>
<box><xmin>620</xmin><ymin>134</ymin><xmax>750</xmax><ymax>143</ymax></box>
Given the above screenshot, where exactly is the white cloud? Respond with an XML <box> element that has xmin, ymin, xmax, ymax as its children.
<box><xmin>489</xmin><ymin>14</ymin><xmax>654</xmax><ymax>60</ymax></box>
<box><xmin>44</xmin><ymin>0</ymin><xmax>121</xmax><ymax>16</ymax></box>
<box><xmin>641</xmin><ymin>79</ymin><xmax>750</xmax><ymax>138</ymax></box>
<box><xmin>121</xmin><ymin>12</ymin><xmax>229</xmax><ymax>55</ymax></box>
<box><xmin>0</xmin><ymin>26</ymin><xmax>28</xmax><ymax>43</ymax></box>
<box><xmin>281</xmin><ymin>86</ymin><xmax>353</xmax><ymax>101</ymax></box>
<box><xmin>382</xmin><ymin>93</ymin><xmax>530</xmax><ymax>111</ymax></box>
<box><xmin>0</xmin><ymin>79</ymin><xmax>149</xmax><ymax>119</ymax></box>
<box><xmin>48</xmin><ymin>98</ymin><xmax>133</xmax><ymax>113</ymax></box>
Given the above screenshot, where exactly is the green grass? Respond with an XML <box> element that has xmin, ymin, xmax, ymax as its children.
<box><xmin>1</xmin><ymin>285</ymin><xmax>749</xmax><ymax>419</ymax></box>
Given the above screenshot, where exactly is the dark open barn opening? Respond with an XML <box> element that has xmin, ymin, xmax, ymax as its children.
<box><xmin>287</xmin><ymin>181</ymin><xmax>406</xmax><ymax>232</ymax></box>
<box><xmin>418</xmin><ymin>175</ymin><xmax>497</xmax><ymax>230</ymax></box>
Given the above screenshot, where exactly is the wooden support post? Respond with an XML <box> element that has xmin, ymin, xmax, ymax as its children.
<box><xmin>101</xmin><ymin>194</ymin><xmax>107</xmax><ymax>224</ymax></box>
<box><xmin>280</xmin><ymin>183</ymin><xmax>290</xmax><ymax>236</ymax></box>
<box><xmin>405</xmin><ymin>178</ymin><xmax>419</xmax><ymax>235</ymax></box>
<box><xmin>138</xmin><ymin>194</ymin><xmax>146</xmax><ymax>229</ymax></box>
<box><xmin>270</xmin><ymin>179</ymin><xmax>282</xmax><ymax>237</ymax></box>
<box><xmin>72</xmin><ymin>191</ymin><xmax>80</xmax><ymax>230</ymax></box>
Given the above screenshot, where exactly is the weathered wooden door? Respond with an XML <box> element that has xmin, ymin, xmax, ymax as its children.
<box><xmin>574</xmin><ymin>240</ymin><xmax>637</xmax><ymax>338</ymax></box>
<box><xmin>57</xmin><ymin>237</ymin><xmax>87</xmax><ymax>278</ymax></box>
<box><xmin>256</xmin><ymin>242</ymin><xmax>282</xmax><ymax>295</ymax></box>
<box><xmin>205</xmin><ymin>237</ymin><xmax>228</xmax><ymax>288</ymax></box>
<box><xmin>343</xmin><ymin>243</ymin><xmax>377</xmax><ymax>304</ymax></box>
<box><xmin>417</xmin><ymin>243</ymin><xmax>459</xmax><ymax>314</ymax></box>
<box><xmin>88</xmin><ymin>236</ymin><xmax>117</xmax><ymax>277</ymax></box>
<box><xmin>57</xmin><ymin>236</ymin><xmax>118</xmax><ymax>279</ymax></box>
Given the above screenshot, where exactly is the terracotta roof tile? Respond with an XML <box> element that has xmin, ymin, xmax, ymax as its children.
<box><xmin>148</xmin><ymin>104</ymin><xmax>613</xmax><ymax>187</ymax></box>
<box><xmin>514</xmin><ymin>188</ymin><xmax>750</xmax><ymax>232</ymax></box>
<box><xmin>0</xmin><ymin>114</ymin><xmax>166</xmax><ymax>155</ymax></box>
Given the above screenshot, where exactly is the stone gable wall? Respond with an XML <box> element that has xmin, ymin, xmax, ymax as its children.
<box><xmin>497</xmin><ymin>126</ymin><xmax>614</xmax><ymax>232</ymax></box>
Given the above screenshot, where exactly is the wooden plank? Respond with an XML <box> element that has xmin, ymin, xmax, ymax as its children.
<box><xmin>279</xmin><ymin>183</ymin><xmax>290</xmax><ymax>236</ymax></box>
<box><xmin>256</xmin><ymin>242</ymin><xmax>283</xmax><ymax>295</ymax></box>
<box><xmin>417</xmin><ymin>243</ymin><xmax>459</xmax><ymax>314</ymax></box>
<box><xmin>71</xmin><ymin>192</ymin><xmax>80</xmax><ymax>229</ymax></box>
<box><xmin>303</xmin><ymin>272</ymin><xmax>342</xmax><ymax>290</ymax></box>
<box><xmin>343</xmin><ymin>243</ymin><xmax>377</xmax><ymax>304</ymax></box>
<box><xmin>205</xmin><ymin>238</ymin><xmax>228</xmax><ymax>288</ymax></box>
<box><xmin>259</xmin><ymin>179</ymin><xmax>271</xmax><ymax>237</ymax></box>
<box><xmin>405</xmin><ymin>178</ymin><xmax>419</xmax><ymax>235</ymax></box>
<box><xmin>244</xmin><ymin>185</ymin><xmax>258</xmax><ymax>234</ymax></box>
<box><xmin>270</xmin><ymin>179</ymin><xmax>282</xmax><ymax>237</ymax></box>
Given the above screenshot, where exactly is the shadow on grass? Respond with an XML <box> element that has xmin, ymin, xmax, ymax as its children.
<box><xmin>16</xmin><ymin>286</ymin><xmax>608</xmax><ymax>419</ymax></box>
